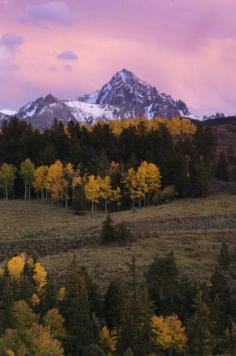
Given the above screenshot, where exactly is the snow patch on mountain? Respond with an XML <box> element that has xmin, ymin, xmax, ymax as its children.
<box><xmin>6</xmin><ymin>68</ymin><xmax>196</xmax><ymax>129</ymax></box>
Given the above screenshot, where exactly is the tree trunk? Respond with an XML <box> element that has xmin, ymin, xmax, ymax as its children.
<box><xmin>24</xmin><ymin>182</ymin><xmax>27</xmax><ymax>200</ymax></box>
<box><xmin>105</xmin><ymin>199</ymin><xmax>108</xmax><ymax>213</ymax></box>
<box><xmin>65</xmin><ymin>187</ymin><xmax>68</xmax><ymax>208</ymax></box>
<box><xmin>139</xmin><ymin>198</ymin><xmax>141</xmax><ymax>208</ymax></box>
<box><xmin>5</xmin><ymin>182</ymin><xmax>8</xmax><ymax>200</ymax></box>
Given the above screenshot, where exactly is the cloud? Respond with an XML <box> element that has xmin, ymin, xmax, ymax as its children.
<box><xmin>0</xmin><ymin>33</ymin><xmax>24</xmax><ymax>49</ymax></box>
<box><xmin>57</xmin><ymin>51</ymin><xmax>78</xmax><ymax>61</ymax></box>
<box><xmin>20</xmin><ymin>1</ymin><xmax>73</xmax><ymax>25</ymax></box>
<box><xmin>0</xmin><ymin>33</ymin><xmax>22</xmax><ymax>77</ymax></box>
<box><xmin>64</xmin><ymin>64</ymin><xmax>72</xmax><ymax>71</ymax></box>
<box><xmin>48</xmin><ymin>65</ymin><xmax>57</xmax><ymax>72</ymax></box>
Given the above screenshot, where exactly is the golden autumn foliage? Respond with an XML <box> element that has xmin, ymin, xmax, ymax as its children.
<box><xmin>99</xmin><ymin>326</ymin><xmax>117</xmax><ymax>356</ymax></box>
<box><xmin>152</xmin><ymin>315</ymin><xmax>187</xmax><ymax>353</ymax></box>
<box><xmin>7</xmin><ymin>255</ymin><xmax>25</xmax><ymax>281</ymax></box>
<box><xmin>43</xmin><ymin>308</ymin><xmax>66</xmax><ymax>340</ymax></box>
<box><xmin>0</xmin><ymin>301</ymin><xmax>64</xmax><ymax>355</ymax></box>
<box><xmin>46</xmin><ymin>160</ymin><xmax>64</xmax><ymax>200</ymax></box>
<box><xmin>84</xmin><ymin>175</ymin><xmax>101</xmax><ymax>212</ymax></box>
<box><xmin>31</xmin><ymin>293</ymin><xmax>40</xmax><ymax>306</ymax></box>
<box><xmin>33</xmin><ymin>262</ymin><xmax>47</xmax><ymax>293</ymax></box>
<box><xmin>106</xmin><ymin>117</ymin><xmax>197</xmax><ymax>136</ymax></box>
<box><xmin>33</xmin><ymin>165</ymin><xmax>48</xmax><ymax>198</ymax></box>
<box><xmin>57</xmin><ymin>287</ymin><xmax>66</xmax><ymax>302</ymax></box>
<box><xmin>110</xmin><ymin>186</ymin><xmax>122</xmax><ymax>211</ymax></box>
<box><xmin>124</xmin><ymin>161</ymin><xmax>161</xmax><ymax>208</ymax></box>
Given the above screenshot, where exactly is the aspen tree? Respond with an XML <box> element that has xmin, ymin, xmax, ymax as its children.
<box><xmin>110</xmin><ymin>187</ymin><xmax>122</xmax><ymax>211</ymax></box>
<box><xmin>98</xmin><ymin>176</ymin><xmax>112</xmax><ymax>213</ymax></box>
<box><xmin>20</xmin><ymin>159</ymin><xmax>35</xmax><ymax>200</ymax></box>
<box><xmin>0</xmin><ymin>163</ymin><xmax>16</xmax><ymax>200</ymax></box>
<box><xmin>84</xmin><ymin>175</ymin><xmax>100</xmax><ymax>213</ymax></box>
<box><xmin>46</xmin><ymin>160</ymin><xmax>64</xmax><ymax>202</ymax></box>
<box><xmin>33</xmin><ymin>165</ymin><xmax>48</xmax><ymax>200</ymax></box>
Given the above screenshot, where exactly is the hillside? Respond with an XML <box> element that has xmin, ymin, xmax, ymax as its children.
<box><xmin>0</xmin><ymin>193</ymin><xmax>235</xmax><ymax>287</ymax></box>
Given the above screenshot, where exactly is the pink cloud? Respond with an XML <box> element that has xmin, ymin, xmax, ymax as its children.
<box><xmin>19</xmin><ymin>1</ymin><xmax>74</xmax><ymax>25</ymax></box>
<box><xmin>57</xmin><ymin>51</ymin><xmax>78</xmax><ymax>61</ymax></box>
<box><xmin>0</xmin><ymin>0</ymin><xmax>235</xmax><ymax>116</ymax></box>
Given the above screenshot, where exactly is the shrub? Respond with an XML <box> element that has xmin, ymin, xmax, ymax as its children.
<box><xmin>101</xmin><ymin>216</ymin><xmax>133</xmax><ymax>245</ymax></box>
<box><xmin>152</xmin><ymin>185</ymin><xmax>176</xmax><ymax>205</ymax></box>
<box><xmin>101</xmin><ymin>215</ymin><xmax>117</xmax><ymax>244</ymax></box>
<box><xmin>116</xmin><ymin>222</ymin><xmax>133</xmax><ymax>246</ymax></box>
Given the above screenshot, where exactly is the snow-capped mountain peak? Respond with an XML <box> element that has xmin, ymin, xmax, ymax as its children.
<box><xmin>5</xmin><ymin>69</ymin><xmax>192</xmax><ymax>129</ymax></box>
<box><xmin>80</xmin><ymin>68</ymin><xmax>190</xmax><ymax>119</ymax></box>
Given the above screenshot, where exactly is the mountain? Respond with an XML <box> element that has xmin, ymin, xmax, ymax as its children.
<box><xmin>2</xmin><ymin>69</ymin><xmax>192</xmax><ymax>129</ymax></box>
<box><xmin>0</xmin><ymin>112</ymin><xmax>10</xmax><ymax>122</ymax></box>
<box><xmin>17</xmin><ymin>94</ymin><xmax>77</xmax><ymax>130</ymax></box>
<box><xmin>79</xmin><ymin>68</ymin><xmax>190</xmax><ymax>118</ymax></box>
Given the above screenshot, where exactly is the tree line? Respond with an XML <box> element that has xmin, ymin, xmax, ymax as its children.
<box><xmin>1</xmin><ymin>116</ymin><xmax>231</xmax><ymax>202</ymax></box>
<box><xmin>0</xmin><ymin>240</ymin><xmax>235</xmax><ymax>355</ymax></box>
<box><xmin>0</xmin><ymin>158</ymin><xmax>161</xmax><ymax>212</ymax></box>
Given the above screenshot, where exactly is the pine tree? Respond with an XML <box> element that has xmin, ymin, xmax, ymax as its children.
<box><xmin>218</xmin><ymin>242</ymin><xmax>232</xmax><ymax>272</ymax></box>
<box><xmin>145</xmin><ymin>252</ymin><xmax>180</xmax><ymax>315</ymax></box>
<box><xmin>116</xmin><ymin>222</ymin><xmax>133</xmax><ymax>246</ymax></box>
<box><xmin>104</xmin><ymin>279</ymin><xmax>127</xmax><ymax>329</ymax></box>
<box><xmin>118</xmin><ymin>257</ymin><xmax>153</xmax><ymax>356</ymax></box>
<box><xmin>216</xmin><ymin>152</ymin><xmax>229</xmax><ymax>181</ymax></box>
<box><xmin>100</xmin><ymin>215</ymin><xmax>116</xmax><ymax>244</ymax></box>
<box><xmin>187</xmin><ymin>291</ymin><xmax>214</xmax><ymax>355</ymax></box>
<box><xmin>61</xmin><ymin>256</ymin><xmax>97</xmax><ymax>354</ymax></box>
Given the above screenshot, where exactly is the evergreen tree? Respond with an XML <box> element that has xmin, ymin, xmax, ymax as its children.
<box><xmin>104</xmin><ymin>279</ymin><xmax>127</xmax><ymax>329</ymax></box>
<box><xmin>216</xmin><ymin>152</ymin><xmax>229</xmax><ymax>181</ymax></box>
<box><xmin>101</xmin><ymin>215</ymin><xmax>116</xmax><ymax>244</ymax></box>
<box><xmin>145</xmin><ymin>252</ymin><xmax>179</xmax><ymax>315</ymax></box>
<box><xmin>187</xmin><ymin>291</ymin><xmax>214</xmax><ymax>355</ymax></box>
<box><xmin>118</xmin><ymin>257</ymin><xmax>153</xmax><ymax>356</ymax></box>
<box><xmin>116</xmin><ymin>222</ymin><xmax>133</xmax><ymax>246</ymax></box>
<box><xmin>218</xmin><ymin>242</ymin><xmax>232</xmax><ymax>271</ymax></box>
<box><xmin>61</xmin><ymin>256</ymin><xmax>97</xmax><ymax>354</ymax></box>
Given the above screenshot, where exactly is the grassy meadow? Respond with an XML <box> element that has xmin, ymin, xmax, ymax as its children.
<box><xmin>0</xmin><ymin>192</ymin><xmax>236</xmax><ymax>288</ymax></box>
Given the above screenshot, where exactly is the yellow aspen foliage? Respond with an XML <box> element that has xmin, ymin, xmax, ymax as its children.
<box><xmin>7</xmin><ymin>254</ymin><xmax>25</xmax><ymax>281</ymax></box>
<box><xmin>31</xmin><ymin>293</ymin><xmax>40</xmax><ymax>306</ymax></box>
<box><xmin>46</xmin><ymin>160</ymin><xmax>64</xmax><ymax>200</ymax></box>
<box><xmin>33</xmin><ymin>262</ymin><xmax>47</xmax><ymax>293</ymax></box>
<box><xmin>152</xmin><ymin>315</ymin><xmax>187</xmax><ymax>354</ymax></box>
<box><xmin>72</xmin><ymin>175</ymin><xmax>82</xmax><ymax>189</ymax></box>
<box><xmin>63</xmin><ymin>163</ymin><xmax>74</xmax><ymax>208</ymax></box>
<box><xmin>43</xmin><ymin>308</ymin><xmax>66</xmax><ymax>339</ymax></box>
<box><xmin>107</xmin><ymin>117</ymin><xmax>196</xmax><ymax>137</ymax></box>
<box><xmin>26</xmin><ymin>324</ymin><xmax>64</xmax><ymax>355</ymax></box>
<box><xmin>57</xmin><ymin>287</ymin><xmax>66</xmax><ymax>302</ymax></box>
<box><xmin>124</xmin><ymin>168</ymin><xmax>141</xmax><ymax>208</ymax></box>
<box><xmin>0</xmin><ymin>266</ymin><xmax>4</xmax><ymax>277</ymax></box>
<box><xmin>84</xmin><ymin>175</ymin><xmax>101</xmax><ymax>213</ymax></box>
<box><xmin>110</xmin><ymin>187</ymin><xmax>122</xmax><ymax>211</ymax></box>
<box><xmin>33</xmin><ymin>165</ymin><xmax>48</xmax><ymax>198</ymax></box>
<box><xmin>98</xmin><ymin>176</ymin><xmax>112</xmax><ymax>213</ymax></box>
<box><xmin>99</xmin><ymin>326</ymin><xmax>117</xmax><ymax>356</ymax></box>
<box><xmin>138</xmin><ymin>161</ymin><xmax>161</xmax><ymax>204</ymax></box>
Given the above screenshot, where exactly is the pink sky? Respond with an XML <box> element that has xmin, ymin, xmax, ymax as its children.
<box><xmin>0</xmin><ymin>0</ymin><xmax>235</xmax><ymax>116</ymax></box>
